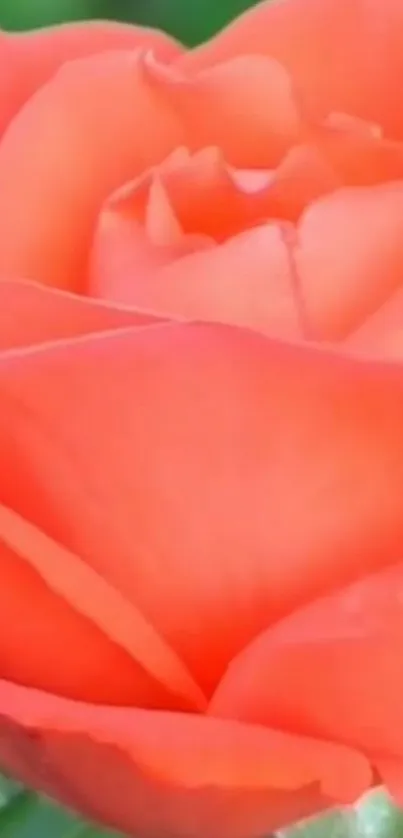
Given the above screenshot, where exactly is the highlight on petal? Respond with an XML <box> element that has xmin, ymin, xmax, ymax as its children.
<box><xmin>1</xmin><ymin>324</ymin><xmax>403</xmax><ymax>695</ymax></box>
<box><xmin>178</xmin><ymin>0</ymin><xmax>403</xmax><ymax>139</ymax></box>
<box><xmin>294</xmin><ymin>182</ymin><xmax>403</xmax><ymax>339</ymax></box>
<box><xmin>0</xmin><ymin>680</ymin><xmax>371</xmax><ymax>838</ymax></box>
<box><xmin>210</xmin><ymin>561</ymin><xmax>403</xmax><ymax>762</ymax></box>
<box><xmin>0</xmin><ymin>49</ymin><xmax>186</xmax><ymax>291</ymax></box>
<box><xmin>0</xmin><ymin>502</ymin><xmax>205</xmax><ymax>711</ymax></box>
<box><xmin>0</xmin><ymin>21</ymin><xmax>183</xmax><ymax>137</ymax></box>
<box><xmin>346</xmin><ymin>287</ymin><xmax>403</xmax><ymax>358</ymax></box>
<box><xmin>0</xmin><ymin>279</ymin><xmax>164</xmax><ymax>351</ymax></box>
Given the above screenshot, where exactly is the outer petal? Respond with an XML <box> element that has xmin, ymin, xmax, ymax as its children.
<box><xmin>0</xmin><ymin>21</ymin><xmax>183</xmax><ymax>137</ymax></box>
<box><xmin>0</xmin><ymin>279</ymin><xmax>163</xmax><ymax>351</ymax></box>
<box><xmin>0</xmin><ymin>50</ymin><xmax>185</xmax><ymax>291</ymax></box>
<box><xmin>210</xmin><ymin>561</ymin><xmax>403</xmax><ymax>776</ymax></box>
<box><xmin>179</xmin><ymin>0</ymin><xmax>403</xmax><ymax>139</ymax></box>
<box><xmin>0</xmin><ymin>502</ymin><xmax>204</xmax><ymax>711</ymax></box>
<box><xmin>1</xmin><ymin>325</ymin><xmax>403</xmax><ymax>695</ymax></box>
<box><xmin>0</xmin><ymin>681</ymin><xmax>371</xmax><ymax>838</ymax></box>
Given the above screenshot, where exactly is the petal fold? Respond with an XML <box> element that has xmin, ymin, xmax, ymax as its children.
<box><xmin>0</xmin><ymin>279</ymin><xmax>163</xmax><ymax>351</ymax></box>
<box><xmin>0</xmin><ymin>50</ymin><xmax>185</xmax><ymax>290</ymax></box>
<box><xmin>0</xmin><ymin>680</ymin><xmax>370</xmax><ymax>838</ymax></box>
<box><xmin>0</xmin><ymin>21</ymin><xmax>182</xmax><ymax>137</ymax></box>
<box><xmin>1</xmin><ymin>325</ymin><xmax>403</xmax><ymax>696</ymax></box>
<box><xmin>0</xmin><ymin>502</ymin><xmax>205</xmax><ymax>711</ymax></box>
<box><xmin>179</xmin><ymin>0</ymin><xmax>403</xmax><ymax>139</ymax></box>
<box><xmin>211</xmin><ymin>561</ymin><xmax>403</xmax><ymax>765</ymax></box>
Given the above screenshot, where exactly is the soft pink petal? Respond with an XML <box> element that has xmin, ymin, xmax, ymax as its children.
<box><xmin>0</xmin><ymin>279</ymin><xmax>163</xmax><ymax>350</ymax></box>
<box><xmin>0</xmin><ymin>21</ymin><xmax>182</xmax><ymax>137</ymax></box>
<box><xmin>0</xmin><ymin>50</ymin><xmax>185</xmax><ymax>290</ymax></box>
<box><xmin>179</xmin><ymin>0</ymin><xmax>403</xmax><ymax>139</ymax></box>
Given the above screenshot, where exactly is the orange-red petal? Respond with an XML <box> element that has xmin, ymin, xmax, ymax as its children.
<box><xmin>0</xmin><ymin>21</ymin><xmax>182</xmax><ymax>137</ymax></box>
<box><xmin>179</xmin><ymin>0</ymin><xmax>403</xmax><ymax>139</ymax></box>
<box><xmin>0</xmin><ymin>503</ymin><xmax>202</xmax><ymax>709</ymax></box>
<box><xmin>0</xmin><ymin>680</ymin><xmax>370</xmax><ymax>838</ymax></box>
<box><xmin>210</xmin><ymin>561</ymin><xmax>403</xmax><ymax>766</ymax></box>
<box><xmin>1</xmin><ymin>325</ymin><xmax>403</xmax><ymax>696</ymax></box>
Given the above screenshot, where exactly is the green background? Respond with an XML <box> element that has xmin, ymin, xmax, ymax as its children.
<box><xmin>0</xmin><ymin>0</ymin><xmax>260</xmax><ymax>45</ymax></box>
<box><xmin>1</xmin><ymin>0</ymin><xmax>403</xmax><ymax>835</ymax></box>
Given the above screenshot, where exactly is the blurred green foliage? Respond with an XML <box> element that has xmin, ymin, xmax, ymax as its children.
<box><xmin>1</xmin><ymin>775</ymin><xmax>403</xmax><ymax>838</ymax></box>
<box><xmin>0</xmin><ymin>0</ymin><xmax>260</xmax><ymax>44</ymax></box>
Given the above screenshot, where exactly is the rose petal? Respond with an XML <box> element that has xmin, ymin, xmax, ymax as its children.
<box><xmin>1</xmin><ymin>325</ymin><xmax>403</xmax><ymax>695</ymax></box>
<box><xmin>261</xmin><ymin>144</ymin><xmax>341</xmax><ymax>221</ymax></box>
<box><xmin>97</xmin><ymin>147</ymin><xmax>278</xmax><ymax>244</ymax></box>
<box><xmin>0</xmin><ymin>50</ymin><xmax>185</xmax><ymax>291</ymax></box>
<box><xmin>178</xmin><ymin>0</ymin><xmax>403</xmax><ymax>139</ymax></box>
<box><xmin>90</xmin><ymin>209</ymin><xmax>213</xmax><ymax>304</ymax></box>
<box><xmin>346</xmin><ymin>287</ymin><xmax>403</xmax><ymax>358</ymax></box>
<box><xmin>0</xmin><ymin>680</ymin><xmax>370</xmax><ymax>838</ymax></box>
<box><xmin>0</xmin><ymin>279</ymin><xmax>163</xmax><ymax>351</ymax></box>
<box><xmin>295</xmin><ymin>182</ymin><xmax>403</xmax><ymax>339</ymax></box>
<box><xmin>151</xmin><ymin>52</ymin><xmax>303</xmax><ymax>167</ymax></box>
<box><xmin>96</xmin><ymin>223</ymin><xmax>303</xmax><ymax>337</ymax></box>
<box><xmin>311</xmin><ymin>117</ymin><xmax>403</xmax><ymax>185</ymax></box>
<box><xmin>89</xmin><ymin>149</ymin><xmax>305</xmax><ymax>335</ymax></box>
<box><xmin>210</xmin><ymin>561</ymin><xmax>403</xmax><ymax>761</ymax></box>
<box><xmin>0</xmin><ymin>21</ymin><xmax>182</xmax><ymax>137</ymax></box>
<box><xmin>0</xmin><ymin>502</ymin><xmax>204</xmax><ymax>711</ymax></box>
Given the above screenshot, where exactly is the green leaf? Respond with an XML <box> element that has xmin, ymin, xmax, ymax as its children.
<box><xmin>0</xmin><ymin>778</ymin><xmax>122</xmax><ymax>838</ymax></box>
<box><xmin>281</xmin><ymin>790</ymin><xmax>403</xmax><ymax>838</ymax></box>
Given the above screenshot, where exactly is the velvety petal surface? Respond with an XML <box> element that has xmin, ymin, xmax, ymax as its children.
<box><xmin>1</xmin><ymin>325</ymin><xmax>403</xmax><ymax>696</ymax></box>
<box><xmin>0</xmin><ymin>680</ymin><xmax>370</xmax><ymax>838</ymax></box>
<box><xmin>295</xmin><ymin>183</ymin><xmax>403</xmax><ymax>339</ymax></box>
<box><xmin>0</xmin><ymin>502</ymin><xmax>204</xmax><ymax>711</ymax></box>
<box><xmin>178</xmin><ymin>0</ymin><xmax>403</xmax><ymax>139</ymax></box>
<box><xmin>0</xmin><ymin>21</ymin><xmax>182</xmax><ymax>137</ymax></box>
<box><xmin>346</xmin><ymin>288</ymin><xmax>403</xmax><ymax>358</ymax></box>
<box><xmin>160</xmin><ymin>54</ymin><xmax>303</xmax><ymax>168</ymax></box>
<box><xmin>0</xmin><ymin>50</ymin><xmax>186</xmax><ymax>291</ymax></box>
<box><xmin>0</xmin><ymin>279</ymin><xmax>163</xmax><ymax>351</ymax></box>
<box><xmin>210</xmin><ymin>561</ymin><xmax>403</xmax><ymax>801</ymax></box>
<box><xmin>89</xmin><ymin>152</ymin><xmax>304</xmax><ymax>336</ymax></box>
<box><xmin>95</xmin><ymin>223</ymin><xmax>303</xmax><ymax>337</ymax></box>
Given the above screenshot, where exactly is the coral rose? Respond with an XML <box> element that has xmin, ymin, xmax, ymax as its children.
<box><xmin>1</xmin><ymin>0</ymin><xmax>403</xmax><ymax>836</ymax></box>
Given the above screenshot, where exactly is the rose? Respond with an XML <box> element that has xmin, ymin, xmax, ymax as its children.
<box><xmin>1</xmin><ymin>0</ymin><xmax>403</xmax><ymax>836</ymax></box>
